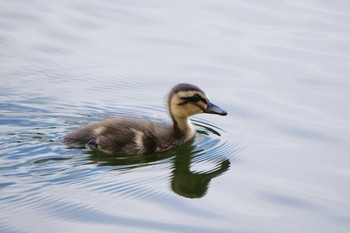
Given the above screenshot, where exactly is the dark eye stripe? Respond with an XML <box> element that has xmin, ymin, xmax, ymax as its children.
<box><xmin>180</xmin><ymin>94</ymin><xmax>207</xmax><ymax>103</ymax></box>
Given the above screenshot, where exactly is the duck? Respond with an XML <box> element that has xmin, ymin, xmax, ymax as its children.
<box><xmin>64</xmin><ymin>83</ymin><xmax>227</xmax><ymax>155</ymax></box>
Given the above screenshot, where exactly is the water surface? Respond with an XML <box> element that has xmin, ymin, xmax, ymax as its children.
<box><xmin>1</xmin><ymin>1</ymin><xmax>350</xmax><ymax>233</ymax></box>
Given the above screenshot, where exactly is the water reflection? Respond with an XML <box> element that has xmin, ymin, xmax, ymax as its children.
<box><xmin>171</xmin><ymin>150</ymin><xmax>230</xmax><ymax>199</ymax></box>
<box><xmin>87</xmin><ymin>138</ymin><xmax>230</xmax><ymax>199</ymax></box>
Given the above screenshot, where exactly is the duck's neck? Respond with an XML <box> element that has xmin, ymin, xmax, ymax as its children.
<box><xmin>172</xmin><ymin>116</ymin><xmax>195</xmax><ymax>139</ymax></box>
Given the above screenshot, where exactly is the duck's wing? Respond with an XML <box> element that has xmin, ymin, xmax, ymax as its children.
<box><xmin>64</xmin><ymin>118</ymin><xmax>162</xmax><ymax>155</ymax></box>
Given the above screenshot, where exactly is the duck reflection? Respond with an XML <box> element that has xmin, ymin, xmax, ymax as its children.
<box><xmin>171</xmin><ymin>151</ymin><xmax>230</xmax><ymax>198</ymax></box>
<box><xmin>87</xmin><ymin>140</ymin><xmax>230</xmax><ymax>199</ymax></box>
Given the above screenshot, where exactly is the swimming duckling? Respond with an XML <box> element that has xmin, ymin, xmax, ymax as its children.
<box><xmin>64</xmin><ymin>83</ymin><xmax>227</xmax><ymax>155</ymax></box>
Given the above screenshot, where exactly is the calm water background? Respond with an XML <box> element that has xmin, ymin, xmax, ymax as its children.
<box><xmin>1</xmin><ymin>0</ymin><xmax>350</xmax><ymax>232</ymax></box>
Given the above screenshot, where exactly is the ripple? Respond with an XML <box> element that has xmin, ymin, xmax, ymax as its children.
<box><xmin>0</xmin><ymin>182</ymin><xmax>15</xmax><ymax>189</ymax></box>
<box><xmin>199</xmin><ymin>100</ymin><xmax>281</xmax><ymax>152</ymax></box>
<box><xmin>72</xmin><ymin>3</ymin><xmax>157</xmax><ymax>25</ymax></box>
<box><xmin>0</xmin><ymin>79</ymin><xmax>236</xmax><ymax>213</ymax></box>
<box><xmin>55</xmin><ymin>116</ymin><xmax>235</xmax><ymax>201</ymax></box>
<box><xmin>17</xmin><ymin>194</ymin><xmax>232</xmax><ymax>233</ymax></box>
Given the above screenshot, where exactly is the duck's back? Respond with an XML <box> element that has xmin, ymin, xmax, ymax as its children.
<box><xmin>64</xmin><ymin>117</ymin><xmax>189</xmax><ymax>155</ymax></box>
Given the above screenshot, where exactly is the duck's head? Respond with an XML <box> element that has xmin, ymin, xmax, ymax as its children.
<box><xmin>168</xmin><ymin>83</ymin><xmax>227</xmax><ymax>121</ymax></box>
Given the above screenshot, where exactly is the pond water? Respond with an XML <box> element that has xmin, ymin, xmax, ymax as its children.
<box><xmin>1</xmin><ymin>0</ymin><xmax>350</xmax><ymax>232</ymax></box>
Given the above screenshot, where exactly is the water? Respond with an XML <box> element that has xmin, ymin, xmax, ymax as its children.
<box><xmin>1</xmin><ymin>0</ymin><xmax>350</xmax><ymax>232</ymax></box>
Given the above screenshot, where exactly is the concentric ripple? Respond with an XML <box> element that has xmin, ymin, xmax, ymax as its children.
<box><xmin>0</xmin><ymin>83</ymin><xmax>238</xmax><ymax>232</ymax></box>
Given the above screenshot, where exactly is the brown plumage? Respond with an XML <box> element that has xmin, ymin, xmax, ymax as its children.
<box><xmin>64</xmin><ymin>83</ymin><xmax>227</xmax><ymax>155</ymax></box>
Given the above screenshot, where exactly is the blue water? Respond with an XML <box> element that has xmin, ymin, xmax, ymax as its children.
<box><xmin>1</xmin><ymin>1</ymin><xmax>350</xmax><ymax>232</ymax></box>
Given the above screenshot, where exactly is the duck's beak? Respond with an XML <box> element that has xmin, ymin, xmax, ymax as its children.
<box><xmin>204</xmin><ymin>102</ymin><xmax>227</xmax><ymax>116</ymax></box>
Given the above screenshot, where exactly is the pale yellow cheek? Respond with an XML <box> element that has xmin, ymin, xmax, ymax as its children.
<box><xmin>182</xmin><ymin>104</ymin><xmax>203</xmax><ymax>116</ymax></box>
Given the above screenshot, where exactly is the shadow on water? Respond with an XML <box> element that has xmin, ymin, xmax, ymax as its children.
<box><xmin>86</xmin><ymin>131</ymin><xmax>231</xmax><ymax>199</ymax></box>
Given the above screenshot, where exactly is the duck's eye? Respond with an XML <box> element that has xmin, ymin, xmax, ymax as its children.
<box><xmin>191</xmin><ymin>94</ymin><xmax>201</xmax><ymax>102</ymax></box>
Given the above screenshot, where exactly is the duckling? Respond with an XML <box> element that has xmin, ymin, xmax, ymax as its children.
<box><xmin>64</xmin><ymin>83</ymin><xmax>227</xmax><ymax>155</ymax></box>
